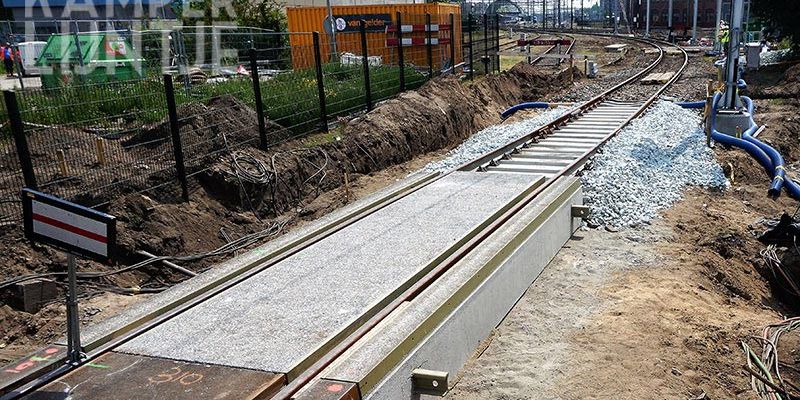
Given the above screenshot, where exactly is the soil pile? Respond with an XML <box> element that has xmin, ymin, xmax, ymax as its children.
<box><xmin>745</xmin><ymin>61</ymin><xmax>800</xmax><ymax>99</ymax></box>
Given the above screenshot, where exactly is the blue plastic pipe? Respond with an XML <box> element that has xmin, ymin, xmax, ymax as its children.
<box><xmin>740</xmin><ymin>96</ymin><xmax>788</xmax><ymax>197</ymax></box>
<box><xmin>676</xmin><ymin>101</ymin><xmax>706</xmax><ymax>109</ymax></box>
<box><xmin>707</xmin><ymin>92</ymin><xmax>799</xmax><ymax>199</ymax></box>
<box><xmin>501</xmin><ymin>102</ymin><xmax>550</xmax><ymax>119</ymax></box>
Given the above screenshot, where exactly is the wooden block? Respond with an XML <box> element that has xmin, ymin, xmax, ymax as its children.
<box><xmin>95</xmin><ymin>137</ymin><xmax>106</xmax><ymax>166</ymax></box>
<box><xmin>11</xmin><ymin>279</ymin><xmax>58</xmax><ymax>313</ymax></box>
<box><xmin>56</xmin><ymin>149</ymin><xmax>68</xmax><ymax>176</ymax></box>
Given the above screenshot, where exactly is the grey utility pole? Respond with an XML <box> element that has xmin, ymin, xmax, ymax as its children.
<box><xmin>543</xmin><ymin>0</ymin><xmax>546</xmax><ymax>29</ymax></box>
<box><xmin>723</xmin><ymin>0</ymin><xmax>745</xmax><ymax>109</ymax></box>
<box><xmin>714</xmin><ymin>0</ymin><xmax>722</xmax><ymax>51</ymax></box>
<box><xmin>691</xmin><ymin>0</ymin><xmax>699</xmax><ymax>43</ymax></box>
<box><xmin>668</xmin><ymin>0</ymin><xmax>673</xmax><ymax>30</ymax></box>
<box><xmin>645</xmin><ymin>0</ymin><xmax>650</xmax><ymax>36</ymax></box>
<box><xmin>325</xmin><ymin>0</ymin><xmax>337</xmax><ymax>57</ymax></box>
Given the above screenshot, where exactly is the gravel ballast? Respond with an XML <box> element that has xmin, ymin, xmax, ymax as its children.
<box><xmin>581</xmin><ymin>100</ymin><xmax>728</xmax><ymax>228</ymax></box>
<box><xmin>423</xmin><ymin>107</ymin><xmax>569</xmax><ymax>172</ymax></box>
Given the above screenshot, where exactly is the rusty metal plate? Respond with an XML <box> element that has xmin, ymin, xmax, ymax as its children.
<box><xmin>0</xmin><ymin>345</ymin><xmax>66</xmax><ymax>396</ymax></box>
<box><xmin>294</xmin><ymin>379</ymin><xmax>359</xmax><ymax>400</ymax></box>
<box><xmin>23</xmin><ymin>352</ymin><xmax>285</xmax><ymax>400</ymax></box>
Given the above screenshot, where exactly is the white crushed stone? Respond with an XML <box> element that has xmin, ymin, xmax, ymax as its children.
<box><xmin>760</xmin><ymin>49</ymin><xmax>791</xmax><ymax>65</ymax></box>
<box><xmin>423</xmin><ymin>107</ymin><xmax>569</xmax><ymax>172</ymax></box>
<box><xmin>582</xmin><ymin>100</ymin><xmax>729</xmax><ymax>228</ymax></box>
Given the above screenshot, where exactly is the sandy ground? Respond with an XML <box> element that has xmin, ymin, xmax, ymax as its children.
<box><xmin>446</xmin><ymin>193</ymin><xmax>781</xmax><ymax>399</ymax></box>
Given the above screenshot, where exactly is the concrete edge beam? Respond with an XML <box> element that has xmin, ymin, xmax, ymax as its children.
<box><xmin>317</xmin><ymin>178</ymin><xmax>583</xmax><ymax>399</ymax></box>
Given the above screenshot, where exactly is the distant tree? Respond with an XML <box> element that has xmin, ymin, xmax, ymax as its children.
<box><xmin>752</xmin><ymin>0</ymin><xmax>800</xmax><ymax>50</ymax></box>
<box><xmin>175</xmin><ymin>0</ymin><xmax>286</xmax><ymax>31</ymax></box>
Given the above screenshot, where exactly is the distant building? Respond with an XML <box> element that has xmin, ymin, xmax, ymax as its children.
<box><xmin>596</xmin><ymin>0</ymin><xmax>727</xmax><ymax>30</ymax></box>
<box><xmin>628</xmin><ymin>0</ymin><xmax>727</xmax><ymax>30</ymax></box>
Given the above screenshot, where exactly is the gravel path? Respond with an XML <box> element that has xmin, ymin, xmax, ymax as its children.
<box><xmin>581</xmin><ymin>100</ymin><xmax>728</xmax><ymax>228</ymax></box>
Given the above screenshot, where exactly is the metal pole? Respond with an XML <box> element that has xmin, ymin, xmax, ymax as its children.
<box><xmin>744</xmin><ymin>0</ymin><xmax>751</xmax><ymax>40</ymax></box>
<box><xmin>66</xmin><ymin>253</ymin><xmax>82</xmax><ymax>366</ymax></box>
<box><xmin>495</xmin><ymin>14</ymin><xmax>500</xmax><ymax>73</ymax></box>
<box><xmin>542</xmin><ymin>0</ymin><xmax>546</xmax><ymax>29</ymax></box>
<box><xmin>613</xmin><ymin>0</ymin><xmax>618</xmax><ymax>34</ymax></box>
<box><xmin>248</xmin><ymin>48</ymin><xmax>268</xmax><ymax>150</ymax></box>
<box><xmin>163</xmin><ymin>74</ymin><xmax>190</xmax><ymax>202</ymax></box>
<box><xmin>723</xmin><ymin>0</ymin><xmax>744</xmax><ymax>109</ymax></box>
<box><xmin>483</xmin><ymin>13</ymin><xmax>488</xmax><ymax>75</ymax></box>
<box><xmin>691</xmin><ymin>0</ymin><xmax>699</xmax><ymax>43</ymax></box>
<box><xmin>570</xmin><ymin>0</ymin><xmax>574</xmax><ymax>30</ymax></box>
<box><xmin>450</xmin><ymin>13</ymin><xmax>456</xmax><ymax>75</ymax></box>
<box><xmin>4</xmin><ymin>90</ymin><xmax>37</xmax><ymax>189</ymax></box>
<box><xmin>325</xmin><ymin>0</ymin><xmax>337</xmax><ymax>58</ymax></box>
<box><xmin>425</xmin><ymin>13</ymin><xmax>433</xmax><ymax>78</ymax></box>
<box><xmin>468</xmin><ymin>14</ymin><xmax>474</xmax><ymax>81</ymax></box>
<box><xmin>312</xmin><ymin>32</ymin><xmax>329</xmax><ymax>132</ymax></box>
<box><xmin>558</xmin><ymin>0</ymin><xmax>561</xmax><ymax>28</ymax></box>
<box><xmin>714</xmin><ymin>0</ymin><xmax>722</xmax><ymax>51</ymax></box>
<box><xmin>359</xmin><ymin>20</ymin><xmax>372</xmax><ymax>111</ymax></box>
<box><xmin>396</xmin><ymin>12</ymin><xmax>406</xmax><ymax>91</ymax></box>
<box><xmin>668</xmin><ymin>0</ymin><xmax>673</xmax><ymax>31</ymax></box>
<box><xmin>645</xmin><ymin>0</ymin><xmax>650</xmax><ymax>36</ymax></box>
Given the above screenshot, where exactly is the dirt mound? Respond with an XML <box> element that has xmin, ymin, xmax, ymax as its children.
<box><xmin>124</xmin><ymin>95</ymin><xmax>288</xmax><ymax>167</ymax></box>
<box><xmin>745</xmin><ymin>61</ymin><xmax>800</xmax><ymax>99</ymax></box>
<box><xmin>198</xmin><ymin>63</ymin><xmax>579</xmax><ymax>215</ymax></box>
<box><xmin>714</xmin><ymin>99</ymin><xmax>800</xmax><ymax>191</ymax></box>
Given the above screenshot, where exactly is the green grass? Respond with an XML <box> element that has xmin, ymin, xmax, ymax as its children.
<box><xmin>500</xmin><ymin>55</ymin><xmax>526</xmax><ymax>71</ymax></box>
<box><xmin>15</xmin><ymin>62</ymin><xmax>427</xmax><ymax>140</ymax></box>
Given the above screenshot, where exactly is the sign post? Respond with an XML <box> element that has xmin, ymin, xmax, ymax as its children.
<box><xmin>21</xmin><ymin>188</ymin><xmax>116</xmax><ymax>367</ymax></box>
<box><xmin>66</xmin><ymin>253</ymin><xmax>80</xmax><ymax>365</ymax></box>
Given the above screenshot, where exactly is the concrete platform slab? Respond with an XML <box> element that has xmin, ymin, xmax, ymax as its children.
<box><xmin>70</xmin><ymin>172</ymin><xmax>439</xmax><ymax>349</ymax></box>
<box><xmin>118</xmin><ymin>172</ymin><xmax>543</xmax><ymax>379</ymax></box>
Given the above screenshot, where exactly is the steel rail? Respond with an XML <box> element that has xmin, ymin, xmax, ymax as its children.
<box><xmin>273</xmin><ymin>34</ymin><xmax>688</xmax><ymax>400</ymax></box>
<box><xmin>458</xmin><ymin>32</ymin><xmax>669</xmax><ymax>172</ymax></box>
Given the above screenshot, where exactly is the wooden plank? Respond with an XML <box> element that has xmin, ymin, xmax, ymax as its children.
<box><xmin>640</xmin><ymin>72</ymin><xmax>674</xmax><ymax>85</ymax></box>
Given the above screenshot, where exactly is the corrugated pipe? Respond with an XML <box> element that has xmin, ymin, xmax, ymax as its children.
<box><xmin>702</xmin><ymin>92</ymin><xmax>799</xmax><ymax>199</ymax></box>
<box><xmin>740</xmin><ymin>96</ymin><xmax>791</xmax><ymax>198</ymax></box>
<box><xmin>501</xmin><ymin>102</ymin><xmax>550</xmax><ymax>119</ymax></box>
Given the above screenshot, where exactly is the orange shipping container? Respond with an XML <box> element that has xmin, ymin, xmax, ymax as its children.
<box><xmin>286</xmin><ymin>3</ymin><xmax>462</xmax><ymax>71</ymax></box>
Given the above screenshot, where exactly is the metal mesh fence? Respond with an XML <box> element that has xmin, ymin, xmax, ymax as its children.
<box><xmin>464</xmin><ymin>14</ymin><xmax>501</xmax><ymax>77</ymax></box>
<box><xmin>0</xmin><ymin>16</ymin><xmax>500</xmax><ymax>222</ymax></box>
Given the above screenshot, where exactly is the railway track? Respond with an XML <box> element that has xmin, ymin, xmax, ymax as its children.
<box><xmin>0</xmin><ymin>32</ymin><xmax>688</xmax><ymax>400</ymax></box>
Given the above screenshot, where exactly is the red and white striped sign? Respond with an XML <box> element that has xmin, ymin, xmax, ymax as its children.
<box><xmin>23</xmin><ymin>189</ymin><xmax>116</xmax><ymax>262</ymax></box>
<box><xmin>386</xmin><ymin>37</ymin><xmax>451</xmax><ymax>47</ymax></box>
<box><xmin>386</xmin><ymin>24</ymin><xmax>451</xmax><ymax>33</ymax></box>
